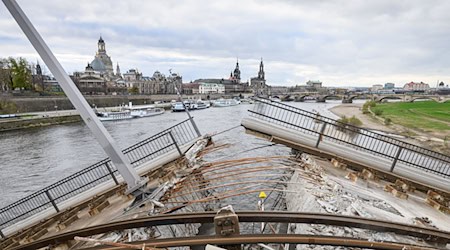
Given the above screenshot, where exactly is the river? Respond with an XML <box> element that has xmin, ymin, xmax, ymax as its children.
<box><xmin>0</xmin><ymin>100</ymin><xmax>345</xmax><ymax>207</ymax></box>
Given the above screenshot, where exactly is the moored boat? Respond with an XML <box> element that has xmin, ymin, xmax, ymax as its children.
<box><xmin>95</xmin><ymin>111</ymin><xmax>133</xmax><ymax>121</ymax></box>
<box><xmin>195</xmin><ymin>99</ymin><xmax>210</xmax><ymax>109</ymax></box>
<box><xmin>212</xmin><ymin>98</ymin><xmax>240</xmax><ymax>107</ymax></box>
<box><xmin>125</xmin><ymin>103</ymin><xmax>164</xmax><ymax>118</ymax></box>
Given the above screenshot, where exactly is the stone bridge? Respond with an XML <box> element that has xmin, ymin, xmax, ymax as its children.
<box><xmin>275</xmin><ymin>93</ymin><xmax>450</xmax><ymax>103</ymax></box>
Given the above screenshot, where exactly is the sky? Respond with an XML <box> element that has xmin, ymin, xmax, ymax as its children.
<box><xmin>1</xmin><ymin>0</ymin><xmax>450</xmax><ymax>87</ymax></box>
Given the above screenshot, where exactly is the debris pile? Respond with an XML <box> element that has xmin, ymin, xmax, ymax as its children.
<box><xmin>285</xmin><ymin>153</ymin><xmax>449</xmax><ymax>249</ymax></box>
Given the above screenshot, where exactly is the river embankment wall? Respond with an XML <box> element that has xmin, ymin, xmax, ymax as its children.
<box><xmin>2</xmin><ymin>94</ymin><xmax>237</xmax><ymax>113</ymax></box>
<box><xmin>0</xmin><ymin>115</ymin><xmax>82</xmax><ymax>132</ymax></box>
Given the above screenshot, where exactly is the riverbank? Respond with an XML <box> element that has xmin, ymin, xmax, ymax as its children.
<box><xmin>330</xmin><ymin>103</ymin><xmax>450</xmax><ymax>155</ymax></box>
<box><xmin>0</xmin><ymin>115</ymin><xmax>82</xmax><ymax>132</ymax></box>
<box><xmin>0</xmin><ymin>93</ymin><xmax>245</xmax><ymax>113</ymax></box>
<box><xmin>0</xmin><ymin>103</ymin><xmax>174</xmax><ymax>132</ymax></box>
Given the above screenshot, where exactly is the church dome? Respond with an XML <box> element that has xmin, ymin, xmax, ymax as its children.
<box><xmin>91</xmin><ymin>57</ymin><xmax>106</xmax><ymax>72</ymax></box>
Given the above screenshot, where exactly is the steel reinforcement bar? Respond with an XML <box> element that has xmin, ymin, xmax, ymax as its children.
<box><xmin>78</xmin><ymin>234</ymin><xmax>436</xmax><ymax>250</ymax></box>
<box><xmin>249</xmin><ymin>97</ymin><xmax>450</xmax><ymax>177</ymax></box>
<box><xmin>12</xmin><ymin>211</ymin><xmax>450</xmax><ymax>249</ymax></box>
<box><xmin>0</xmin><ymin>118</ymin><xmax>199</xmax><ymax>233</ymax></box>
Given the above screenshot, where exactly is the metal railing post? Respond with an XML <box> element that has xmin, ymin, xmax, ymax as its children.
<box><xmin>189</xmin><ymin>115</ymin><xmax>202</xmax><ymax>137</ymax></box>
<box><xmin>315</xmin><ymin>123</ymin><xmax>327</xmax><ymax>148</ymax></box>
<box><xmin>105</xmin><ymin>163</ymin><xmax>119</xmax><ymax>185</ymax></box>
<box><xmin>390</xmin><ymin>146</ymin><xmax>403</xmax><ymax>172</ymax></box>
<box><xmin>168</xmin><ymin>131</ymin><xmax>183</xmax><ymax>156</ymax></box>
<box><xmin>44</xmin><ymin>190</ymin><xmax>59</xmax><ymax>213</ymax></box>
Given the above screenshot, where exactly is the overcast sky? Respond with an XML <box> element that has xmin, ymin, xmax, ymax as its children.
<box><xmin>1</xmin><ymin>0</ymin><xmax>450</xmax><ymax>87</ymax></box>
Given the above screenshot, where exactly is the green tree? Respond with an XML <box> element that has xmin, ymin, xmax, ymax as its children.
<box><xmin>337</xmin><ymin>115</ymin><xmax>363</xmax><ymax>137</ymax></box>
<box><xmin>128</xmin><ymin>86</ymin><xmax>139</xmax><ymax>95</ymax></box>
<box><xmin>0</xmin><ymin>58</ymin><xmax>13</xmax><ymax>92</ymax></box>
<box><xmin>9</xmin><ymin>57</ymin><xmax>32</xmax><ymax>90</ymax></box>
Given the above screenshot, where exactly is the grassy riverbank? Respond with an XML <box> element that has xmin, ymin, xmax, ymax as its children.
<box><xmin>373</xmin><ymin>101</ymin><xmax>450</xmax><ymax>132</ymax></box>
<box><xmin>330</xmin><ymin>102</ymin><xmax>450</xmax><ymax>155</ymax></box>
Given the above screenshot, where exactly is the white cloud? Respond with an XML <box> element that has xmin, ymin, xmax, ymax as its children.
<box><xmin>1</xmin><ymin>0</ymin><xmax>450</xmax><ymax>86</ymax></box>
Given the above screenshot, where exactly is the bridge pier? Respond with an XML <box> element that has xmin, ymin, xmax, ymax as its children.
<box><xmin>294</xmin><ymin>97</ymin><xmax>305</xmax><ymax>102</ymax></box>
<box><xmin>316</xmin><ymin>97</ymin><xmax>326</xmax><ymax>103</ymax></box>
<box><xmin>342</xmin><ymin>98</ymin><xmax>353</xmax><ymax>104</ymax></box>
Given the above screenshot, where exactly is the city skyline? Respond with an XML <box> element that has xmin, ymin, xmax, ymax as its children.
<box><xmin>1</xmin><ymin>0</ymin><xmax>450</xmax><ymax>87</ymax></box>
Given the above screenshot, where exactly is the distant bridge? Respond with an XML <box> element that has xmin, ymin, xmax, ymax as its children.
<box><xmin>275</xmin><ymin>93</ymin><xmax>450</xmax><ymax>103</ymax></box>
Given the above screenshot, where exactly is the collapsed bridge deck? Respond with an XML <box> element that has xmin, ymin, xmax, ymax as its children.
<box><xmin>241</xmin><ymin>98</ymin><xmax>450</xmax><ymax>193</ymax></box>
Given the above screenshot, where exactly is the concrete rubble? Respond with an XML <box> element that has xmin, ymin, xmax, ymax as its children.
<box><xmin>285</xmin><ymin>153</ymin><xmax>450</xmax><ymax>249</ymax></box>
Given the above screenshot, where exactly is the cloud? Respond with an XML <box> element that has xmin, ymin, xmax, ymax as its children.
<box><xmin>1</xmin><ymin>0</ymin><xmax>450</xmax><ymax>86</ymax></box>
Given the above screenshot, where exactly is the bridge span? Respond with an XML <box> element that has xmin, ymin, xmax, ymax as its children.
<box><xmin>278</xmin><ymin>93</ymin><xmax>450</xmax><ymax>103</ymax></box>
<box><xmin>242</xmin><ymin>98</ymin><xmax>449</xmax><ymax>193</ymax></box>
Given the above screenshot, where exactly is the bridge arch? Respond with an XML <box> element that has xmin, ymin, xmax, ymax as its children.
<box><xmin>316</xmin><ymin>95</ymin><xmax>340</xmax><ymax>102</ymax></box>
<box><xmin>294</xmin><ymin>94</ymin><xmax>311</xmax><ymax>102</ymax></box>
<box><xmin>348</xmin><ymin>95</ymin><xmax>369</xmax><ymax>101</ymax></box>
<box><xmin>377</xmin><ymin>96</ymin><xmax>402</xmax><ymax>102</ymax></box>
<box><xmin>408</xmin><ymin>96</ymin><xmax>444</xmax><ymax>103</ymax></box>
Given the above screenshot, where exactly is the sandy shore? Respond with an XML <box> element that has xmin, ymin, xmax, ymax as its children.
<box><xmin>329</xmin><ymin>103</ymin><xmax>397</xmax><ymax>134</ymax></box>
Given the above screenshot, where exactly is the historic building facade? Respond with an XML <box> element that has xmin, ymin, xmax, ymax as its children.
<box><xmin>72</xmin><ymin>63</ymin><xmax>107</xmax><ymax>95</ymax></box>
<box><xmin>123</xmin><ymin>69</ymin><xmax>182</xmax><ymax>95</ymax></box>
<box><xmin>403</xmin><ymin>81</ymin><xmax>430</xmax><ymax>91</ymax></box>
<box><xmin>193</xmin><ymin>59</ymin><xmax>248</xmax><ymax>94</ymax></box>
<box><xmin>71</xmin><ymin>37</ymin><xmax>127</xmax><ymax>94</ymax></box>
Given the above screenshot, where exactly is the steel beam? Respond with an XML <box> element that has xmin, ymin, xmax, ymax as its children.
<box><xmin>13</xmin><ymin>211</ymin><xmax>450</xmax><ymax>249</ymax></box>
<box><xmin>2</xmin><ymin>0</ymin><xmax>142</xmax><ymax>191</ymax></box>
<box><xmin>82</xmin><ymin>234</ymin><xmax>436</xmax><ymax>250</ymax></box>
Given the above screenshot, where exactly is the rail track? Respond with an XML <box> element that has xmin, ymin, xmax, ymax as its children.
<box><xmin>11</xmin><ymin>211</ymin><xmax>450</xmax><ymax>250</ymax></box>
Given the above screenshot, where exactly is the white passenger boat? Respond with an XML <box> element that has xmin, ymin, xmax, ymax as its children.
<box><xmin>195</xmin><ymin>99</ymin><xmax>210</xmax><ymax>110</ymax></box>
<box><xmin>212</xmin><ymin>98</ymin><xmax>240</xmax><ymax>107</ymax></box>
<box><xmin>125</xmin><ymin>104</ymin><xmax>164</xmax><ymax>118</ymax></box>
<box><xmin>95</xmin><ymin>111</ymin><xmax>133</xmax><ymax>121</ymax></box>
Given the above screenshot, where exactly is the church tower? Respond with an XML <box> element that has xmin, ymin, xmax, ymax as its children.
<box><xmin>91</xmin><ymin>36</ymin><xmax>114</xmax><ymax>78</ymax></box>
<box><xmin>98</xmin><ymin>36</ymin><xmax>106</xmax><ymax>54</ymax></box>
<box><xmin>36</xmin><ymin>61</ymin><xmax>42</xmax><ymax>75</ymax></box>
<box><xmin>116</xmin><ymin>62</ymin><xmax>121</xmax><ymax>76</ymax></box>
<box><xmin>258</xmin><ymin>58</ymin><xmax>265</xmax><ymax>80</ymax></box>
<box><xmin>233</xmin><ymin>58</ymin><xmax>241</xmax><ymax>82</ymax></box>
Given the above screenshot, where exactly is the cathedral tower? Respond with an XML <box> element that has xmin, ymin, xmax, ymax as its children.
<box><xmin>91</xmin><ymin>36</ymin><xmax>114</xmax><ymax>78</ymax></box>
<box><xmin>116</xmin><ymin>62</ymin><xmax>121</xmax><ymax>76</ymax></box>
<box><xmin>258</xmin><ymin>58</ymin><xmax>265</xmax><ymax>80</ymax></box>
<box><xmin>36</xmin><ymin>61</ymin><xmax>42</xmax><ymax>75</ymax></box>
<box><xmin>233</xmin><ymin>58</ymin><xmax>241</xmax><ymax>81</ymax></box>
<box><xmin>98</xmin><ymin>36</ymin><xmax>106</xmax><ymax>54</ymax></box>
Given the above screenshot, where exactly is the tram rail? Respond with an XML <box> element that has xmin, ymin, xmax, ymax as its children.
<box><xmin>11</xmin><ymin>211</ymin><xmax>450</xmax><ymax>250</ymax></box>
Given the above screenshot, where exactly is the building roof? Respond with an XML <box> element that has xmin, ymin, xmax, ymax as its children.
<box><xmin>183</xmin><ymin>83</ymin><xmax>200</xmax><ymax>89</ymax></box>
<box><xmin>91</xmin><ymin>57</ymin><xmax>106</xmax><ymax>72</ymax></box>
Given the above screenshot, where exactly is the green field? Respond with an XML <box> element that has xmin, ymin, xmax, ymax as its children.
<box><xmin>373</xmin><ymin>101</ymin><xmax>450</xmax><ymax>132</ymax></box>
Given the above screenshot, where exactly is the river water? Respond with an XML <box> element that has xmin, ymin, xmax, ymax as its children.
<box><xmin>0</xmin><ymin>101</ymin><xmax>345</xmax><ymax>207</ymax></box>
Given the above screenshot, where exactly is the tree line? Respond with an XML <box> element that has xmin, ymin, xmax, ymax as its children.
<box><xmin>0</xmin><ymin>57</ymin><xmax>33</xmax><ymax>92</ymax></box>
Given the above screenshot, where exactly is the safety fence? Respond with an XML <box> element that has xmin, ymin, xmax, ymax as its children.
<box><xmin>0</xmin><ymin>118</ymin><xmax>200</xmax><ymax>235</ymax></box>
<box><xmin>249</xmin><ymin>98</ymin><xmax>450</xmax><ymax>178</ymax></box>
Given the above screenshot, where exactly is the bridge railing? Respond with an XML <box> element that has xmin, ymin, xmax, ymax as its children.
<box><xmin>0</xmin><ymin>118</ymin><xmax>200</xmax><ymax>234</ymax></box>
<box><xmin>249</xmin><ymin>98</ymin><xmax>450</xmax><ymax>178</ymax></box>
